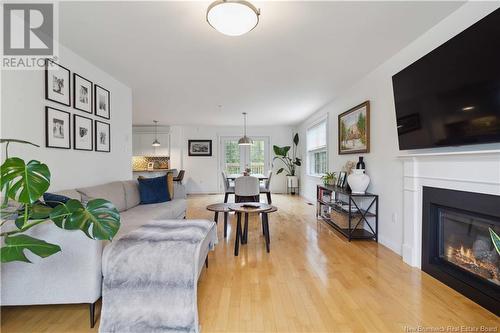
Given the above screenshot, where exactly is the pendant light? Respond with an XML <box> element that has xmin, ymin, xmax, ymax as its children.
<box><xmin>207</xmin><ymin>0</ymin><xmax>260</xmax><ymax>37</ymax></box>
<box><xmin>152</xmin><ymin>120</ymin><xmax>161</xmax><ymax>147</ymax></box>
<box><xmin>238</xmin><ymin>112</ymin><xmax>253</xmax><ymax>145</ymax></box>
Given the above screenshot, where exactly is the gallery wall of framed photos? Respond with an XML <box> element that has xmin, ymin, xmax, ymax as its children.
<box><xmin>45</xmin><ymin>58</ymin><xmax>111</xmax><ymax>152</ymax></box>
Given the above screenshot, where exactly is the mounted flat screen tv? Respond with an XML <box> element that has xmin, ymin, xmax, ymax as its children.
<box><xmin>392</xmin><ymin>9</ymin><xmax>500</xmax><ymax>150</ymax></box>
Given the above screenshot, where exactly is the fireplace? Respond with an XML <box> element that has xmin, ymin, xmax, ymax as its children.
<box><xmin>422</xmin><ymin>187</ymin><xmax>500</xmax><ymax>315</ymax></box>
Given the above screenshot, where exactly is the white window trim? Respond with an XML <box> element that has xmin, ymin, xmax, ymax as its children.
<box><xmin>306</xmin><ymin>115</ymin><xmax>329</xmax><ymax>177</ymax></box>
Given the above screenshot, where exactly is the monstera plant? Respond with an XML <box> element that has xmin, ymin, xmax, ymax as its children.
<box><xmin>0</xmin><ymin>139</ymin><xmax>120</xmax><ymax>263</ymax></box>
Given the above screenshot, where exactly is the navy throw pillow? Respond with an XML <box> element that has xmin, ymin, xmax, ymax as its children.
<box><xmin>43</xmin><ymin>193</ymin><xmax>71</xmax><ymax>208</ymax></box>
<box><xmin>138</xmin><ymin>175</ymin><xmax>170</xmax><ymax>204</ymax></box>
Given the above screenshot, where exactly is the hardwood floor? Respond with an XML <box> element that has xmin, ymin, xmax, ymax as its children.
<box><xmin>1</xmin><ymin>194</ymin><xmax>498</xmax><ymax>332</ymax></box>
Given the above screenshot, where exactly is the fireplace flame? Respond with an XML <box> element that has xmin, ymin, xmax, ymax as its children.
<box><xmin>446</xmin><ymin>244</ymin><xmax>499</xmax><ymax>286</ymax></box>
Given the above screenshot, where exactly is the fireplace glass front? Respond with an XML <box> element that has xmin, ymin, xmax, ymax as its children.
<box><xmin>438</xmin><ymin>208</ymin><xmax>499</xmax><ymax>286</ymax></box>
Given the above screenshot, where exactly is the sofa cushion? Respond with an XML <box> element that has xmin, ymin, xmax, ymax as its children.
<box><xmin>115</xmin><ymin>199</ymin><xmax>187</xmax><ymax>239</ymax></box>
<box><xmin>53</xmin><ymin>189</ymin><xmax>81</xmax><ymax>201</ymax></box>
<box><xmin>43</xmin><ymin>192</ymin><xmax>71</xmax><ymax>208</ymax></box>
<box><xmin>138</xmin><ymin>176</ymin><xmax>170</xmax><ymax>204</ymax></box>
<box><xmin>76</xmin><ymin>182</ymin><xmax>127</xmax><ymax>212</ymax></box>
<box><xmin>122</xmin><ymin>180</ymin><xmax>140</xmax><ymax>210</ymax></box>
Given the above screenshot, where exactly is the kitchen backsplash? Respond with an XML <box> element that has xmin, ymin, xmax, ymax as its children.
<box><xmin>132</xmin><ymin>156</ymin><xmax>170</xmax><ymax>170</ymax></box>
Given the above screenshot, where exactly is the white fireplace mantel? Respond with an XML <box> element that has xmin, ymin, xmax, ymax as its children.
<box><xmin>400</xmin><ymin>151</ymin><xmax>500</xmax><ymax>268</ymax></box>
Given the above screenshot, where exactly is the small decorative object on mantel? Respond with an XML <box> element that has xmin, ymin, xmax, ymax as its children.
<box><xmin>338</xmin><ymin>101</ymin><xmax>370</xmax><ymax>154</ymax></box>
<box><xmin>45</xmin><ymin>59</ymin><xmax>71</xmax><ymax>107</ymax></box>
<box><xmin>321</xmin><ymin>172</ymin><xmax>337</xmax><ymax>186</ymax></box>
<box><xmin>356</xmin><ymin>156</ymin><xmax>366</xmax><ymax>171</ymax></box>
<box><xmin>347</xmin><ymin>169</ymin><xmax>370</xmax><ymax>194</ymax></box>
<box><xmin>188</xmin><ymin>140</ymin><xmax>212</xmax><ymax>156</ymax></box>
<box><xmin>337</xmin><ymin>171</ymin><xmax>347</xmax><ymax>188</ymax></box>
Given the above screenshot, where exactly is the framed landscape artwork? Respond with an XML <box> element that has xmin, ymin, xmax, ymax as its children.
<box><xmin>73</xmin><ymin>73</ymin><xmax>92</xmax><ymax>113</ymax></box>
<box><xmin>338</xmin><ymin>101</ymin><xmax>370</xmax><ymax>154</ymax></box>
<box><xmin>95</xmin><ymin>84</ymin><xmax>110</xmax><ymax>119</ymax></box>
<box><xmin>188</xmin><ymin>140</ymin><xmax>212</xmax><ymax>156</ymax></box>
<box><xmin>73</xmin><ymin>115</ymin><xmax>93</xmax><ymax>151</ymax></box>
<box><xmin>46</xmin><ymin>107</ymin><xmax>71</xmax><ymax>149</ymax></box>
<box><xmin>45</xmin><ymin>60</ymin><xmax>71</xmax><ymax>106</ymax></box>
<box><xmin>95</xmin><ymin>120</ymin><xmax>111</xmax><ymax>152</ymax></box>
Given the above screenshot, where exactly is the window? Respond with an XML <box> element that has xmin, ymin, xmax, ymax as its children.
<box><xmin>220</xmin><ymin>136</ymin><xmax>270</xmax><ymax>176</ymax></box>
<box><xmin>307</xmin><ymin>119</ymin><xmax>327</xmax><ymax>176</ymax></box>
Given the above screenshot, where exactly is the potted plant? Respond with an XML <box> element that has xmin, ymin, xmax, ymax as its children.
<box><xmin>273</xmin><ymin>133</ymin><xmax>301</xmax><ymax>194</ymax></box>
<box><xmin>0</xmin><ymin>139</ymin><xmax>120</xmax><ymax>263</ymax></box>
<box><xmin>321</xmin><ymin>172</ymin><xmax>337</xmax><ymax>186</ymax></box>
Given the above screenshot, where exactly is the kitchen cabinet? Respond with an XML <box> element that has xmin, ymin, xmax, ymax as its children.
<box><xmin>132</xmin><ymin>132</ymin><xmax>170</xmax><ymax>156</ymax></box>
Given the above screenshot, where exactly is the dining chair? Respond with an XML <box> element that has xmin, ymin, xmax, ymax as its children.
<box><xmin>235</xmin><ymin>176</ymin><xmax>260</xmax><ymax>203</ymax></box>
<box><xmin>173</xmin><ymin>170</ymin><xmax>185</xmax><ymax>183</ymax></box>
<box><xmin>221</xmin><ymin>171</ymin><xmax>235</xmax><ymax>203</ymax></box>
<box><xmin>259</xmin><ymin>170</ymin><xmax>273</xmax><ymax>204</ymax></box>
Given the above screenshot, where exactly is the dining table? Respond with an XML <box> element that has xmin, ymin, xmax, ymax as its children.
<box><xmin>226</xmin><ymin>173</ymin><xmax>268</xmax><ymax>181</ymax></box>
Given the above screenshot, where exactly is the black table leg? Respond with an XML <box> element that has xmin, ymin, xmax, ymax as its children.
<box><xmin>261</xmin><ymin>213</ymin><xmax>266</xmax><ymax>235</ymax></box>
<box><xmin>224</xmin><ymin>212</ymin><xmax>228</xmax><ymax>238</ymax></box>
<box><xmin>214</xmin><ymin>211</ymin><xmax>219</xmax><ymax>224</ymax></box>
<box><xmin>243</xmin><ymin>213</ymin><xmax>249</xmax><ymax>244</ymax></box>
<box><xmin>235</xmin><ymin>212</ymin><xmax>242</xmax><ymax>256</ymax></box>
<box><xmin>263</xmin><ymin>213</ymin><xmax>270</xmax><ymax>253</ymax></box>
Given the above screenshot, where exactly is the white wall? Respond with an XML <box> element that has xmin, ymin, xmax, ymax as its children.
<box><xmin>168</xmin><ymin>125</ymin><xmax>294</xmax><ymax>194</ymax></box>
<box><xmin>1</xmin><ymin>44</ymin><xmax>132</xmax><ymax>191</ymax></box>
<box><xmin>296</xmin><ymin>2</ymin><xmax>500</xmax><ymax>256</ymax></box>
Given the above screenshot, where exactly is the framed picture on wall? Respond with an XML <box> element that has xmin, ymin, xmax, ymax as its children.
<box><xmin>73</xmin><ymin>73</ymin><xmax>92</xmax><ymax>113</ymax></box>
<box><xmin>45</xmin><ymin>59</ymin><xmax>71</xmax><ymax>106</ymax></box>
<box><xmin>94</xmin><ymin>84</ymin><xmax>110</xmax><ymax>119</ymax></box>
<box><xmin>46</xmin><ymin>107</ymin><xmax>71</xmax><ymax>149</ymax></box>
<box><xmin>188</xmin><ymin>140</ymin><xmax>212</xmax><ymax>156</ymax></box>
<box><xmin>73</xmin><ymin>114</ymin><xmax>93</xmax><ymax>151</ymax></box>
<box><xmin>95</xmin><ymin>120</ymin><xmax>110</xmax><ymax>152</ymax></box>
<box><xmin>338</xmin><ymin>101</ymin><xmax>370</xmax><ymax>154</ymax></box>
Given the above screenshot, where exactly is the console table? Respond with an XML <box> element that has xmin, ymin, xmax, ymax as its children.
<box><xmin>316</xmin><ymin>184</ymin><xmax>378</xmax><ymax>241</ymax></box>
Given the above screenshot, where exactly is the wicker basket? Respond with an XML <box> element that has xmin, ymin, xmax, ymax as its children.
<box><xmin>330</xmin><ymin>210</ymin><xmax>364</xmax><ymax>229</ymax></box>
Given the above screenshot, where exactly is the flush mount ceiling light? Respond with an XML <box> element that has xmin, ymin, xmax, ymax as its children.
<box><xmin>238</xmin><ymin>112</ymin><xmax>253</xmax><ymax>145</ymax></box>
<box><xmin>207</xmin><ymin>0</ymin><xmax>260</xmax><ymax>37</ymax></box>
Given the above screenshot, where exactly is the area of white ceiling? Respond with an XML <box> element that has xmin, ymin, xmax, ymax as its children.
<box><xmin>59</xmin><ymin>1</ymin><xmax>464</xmax><ymax>126</ymax></box>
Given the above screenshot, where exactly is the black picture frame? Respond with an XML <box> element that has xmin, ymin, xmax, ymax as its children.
<box><xmin>95</xmin><ymin>120</ymin><xmax>111</xmax><ymax>152</ymax></box>
<box><xmin>73</xmin><ymin>114</ymin><xmax>93</xmax><ymax>151</ymax></box>
<box><xmin>73</xmin><ymin>73</ymin><xmax>93</xmax><ymax>114</ymax></box>
<box><xmin>45</xmin><ymin>59</ymin><xmax>71</xmax><ymax>106</ymax></box>
<box><xmin>94</xmin><ymin>84</ymin><xmax>110</xmax><ymax>119</ymax></box>
<box><xmin>45</xmin><ymin>106</ymin><xmax>71</xmax><ymax>149</ymax></box>
<box><xmin>188</xmin><ymin>140</ymin><xmax>212</xmax><ymax>156</ymax></box>
<box><xmin>337</xmin><ymin>171</ymin><xmax>347</xmax><ymax>187</ymax></box>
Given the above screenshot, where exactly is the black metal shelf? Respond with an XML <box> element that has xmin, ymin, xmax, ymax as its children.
<box><xmin>316</xmin><ymin>184</ymin><xmax>378</xmax><ymax>242</ymax></box>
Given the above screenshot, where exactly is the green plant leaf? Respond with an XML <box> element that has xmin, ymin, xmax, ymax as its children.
<box><xmin>276</xmin><ymin>168</ymin><xmax>284</xmax><ymax>175</ymax></box>
<box><xmin>0</xmin><ymin>139</ymin><xmax>40</xmax><ymax>147</ymax></box>
<box><xmin>294</xmin><ymin>158</ymin><xmax>302</xmax><ymax>166</ymax></box>
<box><xmin>293</xmin><ymin>133</ymin><xmax>299</xmax><ymax>146</ymax></box>
<box><xmin>489</xmin><ymin>228</ymin><xmax>500</xmax><ymax>255</ymax></box>
<box><xmin>50</xmin><ymin>199</ymin><xmax>120</xmax><ymax>240</ymax></box>
<box><xmin>1</xmin><ymin>158</ymin><xmax>50</xmax><ymax>204</ymax></box>
<box><xmin>0</xmin><ymin>234</ymin><xmax>61</xmax><ymax>263</ymax></box>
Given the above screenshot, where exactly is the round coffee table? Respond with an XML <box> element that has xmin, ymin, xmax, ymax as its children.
<box><xmin>228</xmin><ymin>203</ymin><xmax>277</xmax><ymax>256</ymax></box>
<box><xmin>206</xmin><ymin>203</ymin><xmax>232</xmax><ymax>238</ymax></box>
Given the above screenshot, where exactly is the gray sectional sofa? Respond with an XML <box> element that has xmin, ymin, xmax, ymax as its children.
<box><xmin>1</xmin><ymin>179</ymin><xmax>188</xmax><ymax>309</ymax></box>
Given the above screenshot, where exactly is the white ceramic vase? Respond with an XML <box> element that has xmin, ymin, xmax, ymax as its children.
<box><xmin>347</xmin><ymin>169</ymin><xmax>370</xmax><ymax>194</ymax></box>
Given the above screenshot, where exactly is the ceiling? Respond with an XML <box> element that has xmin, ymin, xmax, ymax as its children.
<box><xmin>59</xmin><ymin>1</ymin><xmax>464</xmax><ymax>126</ymax></box>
